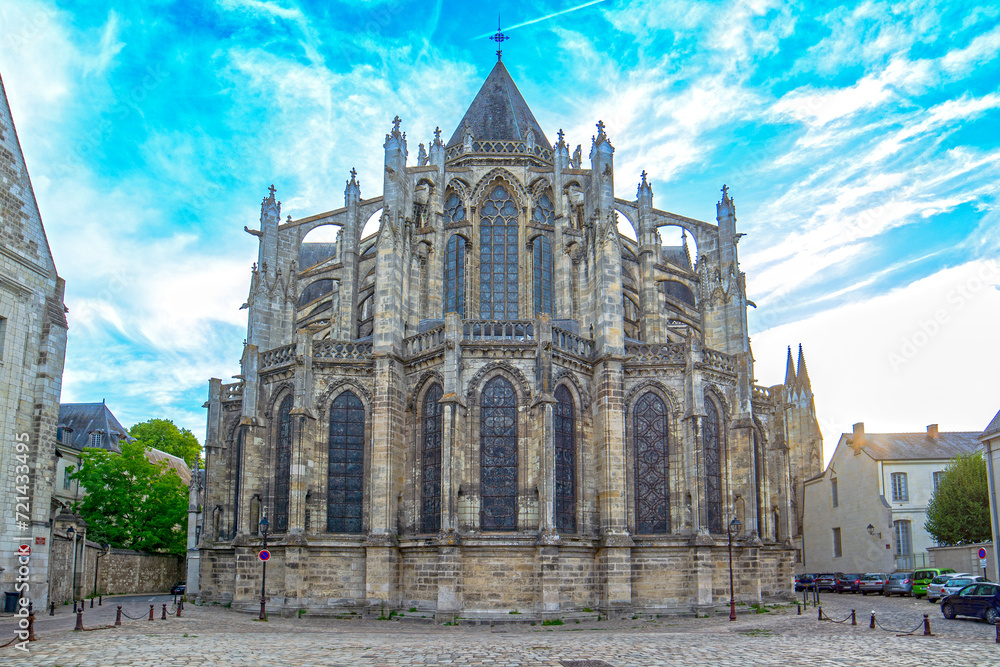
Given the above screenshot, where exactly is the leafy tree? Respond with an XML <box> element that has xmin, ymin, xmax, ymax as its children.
<box><xmin>925</xmin><ymin>451</ymin><xmax>991</xmax><ymax>546</ymax></box>
<box><xmin>72</xmin><ymin>440</ymin><xmax>187</xmax><ymax>555</ymax></box>
<box><xmin>129</xmin><ymin>418</ymin><xmax>202</xmax><ymax>469</ymax></box>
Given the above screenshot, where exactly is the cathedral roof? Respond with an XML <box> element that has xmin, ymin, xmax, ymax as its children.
<box><xmin>447</xmin><ymin>60</ymin><xmax>550</xmax><ymax>149</ymax></box>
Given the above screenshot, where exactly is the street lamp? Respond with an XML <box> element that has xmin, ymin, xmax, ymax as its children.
<box><xmin>259</xmin><ymin>513</ymin><xmax>269</xmax><ymax>621</ymax></box>
<box><xmin>93</xmin><ymin>543</ymin><xmax>110</xmax><ymax>603</ymax></box>
<box><xmin>66</xmin><ymin>526</ymin><xmax>78</xmax><ymax>603</ymax></box>
<box><xmin>728</xmin><ymin>516</ymin><xmax>742</xmax><ymax>621</ymax></box>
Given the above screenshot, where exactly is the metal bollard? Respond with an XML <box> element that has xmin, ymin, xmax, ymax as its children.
<box><xmin>90</xmin><ymin>597</ymin><xmax>94</xmax><ymax>609</ymax></box>
<box><xmin>923</xmin><ymin>614</ymin><xmax>932</xmax><ymax>636</ymax></box>
<box><xmin>797</xmin><ymin>603</ymin><xmax>801</xmax><ymax>615</ymax></box>
<box><xmin>818</xmin><ymin>605</ymin><xmax>823</xmax><ymax>621</ymax></box>
<box><xmin>49</xmin><ymin>601</ymin><xmax>55</xmax><ymax>616</ymax></box>
<box><xmin>72</xmin><ymin>601</ymin><xmax>77</xmax><ymax>613</ymax></box>
<box><xmin>995</xmin><ymin>619</ymin><xmax>999</xmax><ymax>643</ymax></box>
<box><xmin>99</xmin><ymin>595</ymin><xmax>102</xmax><ymax>606</ymax></box>
<box><xmin>851</xmin><ymin>609</ymin><xmax>856</xmax><ymax>626</ymax></box>
<box><xmin>74</xmin><ymin>610</ymin><xmax>84</xmax><ymax>632</ymax></box>
<box><xmin>148</xmin><ymin>604</ymin><xmax>154</xmax><ymax>621</ymax></box>
<box><xmin>870</xmin><ymin>611</ymin><xmax>876</xmax><ymax>629</ymax></box>
<box><xmin>27</xmin><ymin>610</ymin><xmax>36</xmax><ymax>642</ymax></box>
<box><xmin>115</xmin><ymin>605</ymin><xmax>122</xmax><ymax>626</ymax></box>
<box><xmin>176</xmin><ymin>599</ymin><xmax>183</xmax><ymax>618</ymax></box>
<box><xmin>161</xmin><ymin>603</ymin><xmax>167</xmax><ymax>620</ymax></box>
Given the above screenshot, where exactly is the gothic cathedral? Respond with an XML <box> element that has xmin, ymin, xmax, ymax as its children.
<box><xmin>199</xmin><ymin>60</ymin><xmax>823</xmax><ymax>618</ymax></box>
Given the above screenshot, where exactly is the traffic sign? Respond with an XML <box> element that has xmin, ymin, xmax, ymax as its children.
<box><xmin>258</xmin><ymin>549</ymin><xmax>270</xmax><ymax>562</ymax></box>
<box><xmin>978</xmin><ymin>547</ymin><xmax>987</xmax><ymax>559</ymax></box>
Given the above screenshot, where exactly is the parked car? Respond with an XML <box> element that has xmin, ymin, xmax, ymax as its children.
<box><xmin>859</xmin><ymin>573</ymin><xmax>888</xmax><ymax>595</ymax></box>
<box><xmin>938</xmin><ymin>575</ymin><xmax>989</xmax><ymax>599</ymax></box>
<box><xmin>927</xmin><ymin>573</ymin><xmax>971</xmax><ymax>603</ymax></box>
<box><xmin>912</xmin><ymin>568</ymin><xmax>956</xmax><ymax>598</ymax></box>
<box><xmin>795</xmin><ymin>574</ymin><xmax>818</xmax><ymax>592</ymax></box>
<box><xmin>940</xmin><ymin>582</ymin><xmax>1000</xmax><ymax>623</ymax></box>
<box><xmin>836</xmin><ymin>573</ymin><xmax>863</xmax><ymax>593</ymax></box>
<box><xmin>815</xmin><ymin>573</ymin><xmax>844</xmax><ymax>592</ymax></box>
<box><xmin>884</xmin><ymin>572</ymin><xmax>914</xmax><ymax>596</ymax></box>
<box><xmin>170</xmin><ymin>581</ymin><xmax>186</xmax><ymax>595</ymax></box>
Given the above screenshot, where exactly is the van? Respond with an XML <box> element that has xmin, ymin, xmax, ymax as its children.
<box><xmin>912</xmin><ymin>568</ymin><xmax>955</xmax><ymax>598</ymax></box>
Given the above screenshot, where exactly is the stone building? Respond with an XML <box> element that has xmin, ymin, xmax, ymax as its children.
<box><xmin>0</xmin><ymin>72</ymin><xmax>68</xmax><ymax>609</ymax></box>
<box><xmin>199</xmin><ymin>60</ymin><xmax>822</xmax><ymax>618</ymax></box>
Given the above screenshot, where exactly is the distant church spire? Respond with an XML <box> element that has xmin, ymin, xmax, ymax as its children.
<box><xmin>796</xmin><ymin>344</ymin><xmax>812</xmax><ymax>392</ymax></box>
<box><xmin>490</xmin><ymin>15</ymin><xmax>508</xmax><ymax>61</ymax></box>
<box><xmin>785</xmin><ymin>346</ymin><xmax>796</xmax><ymax>388</ymax></box>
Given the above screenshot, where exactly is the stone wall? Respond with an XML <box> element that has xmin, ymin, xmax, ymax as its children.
<box><xmin>928</xmin><ymin>542</ymin><xmax>995</xmax><ymax>579</ymax></box>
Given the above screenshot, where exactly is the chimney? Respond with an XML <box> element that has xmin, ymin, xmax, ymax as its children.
<box><xmin>927</xmin><ymin>424</ymin><xmax>939</xmax><ymax>439</ymax></box>
<box><xmin>852</xmin><ymin>422</ymin><xmax>866</xmax><ymax>452</ymax></box>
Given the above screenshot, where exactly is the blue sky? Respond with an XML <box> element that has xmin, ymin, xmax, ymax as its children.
<box><xmin>1</xmin><ymin>0</ymin><xmax>998</xmax><ymax>458</ymax></box>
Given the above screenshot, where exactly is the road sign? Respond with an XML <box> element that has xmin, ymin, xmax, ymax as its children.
<box><xmin>981</xmin><ymin>557</ymin><xmax>988</xmax><ymax>568</ymax></box>
<box><xmin>978</xmin><ymin>547</ymin><xmax>987</xmax><ymax>559</ymax></box>
<box><xmin>258</xmin><ymin>549</ymin><xmax>270</xmax><ymax>562</ymax></box>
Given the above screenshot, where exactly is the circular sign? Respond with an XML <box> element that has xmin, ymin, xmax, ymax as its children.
<box><xmin>258</xmin><ymin>549</ymin><xmax>270</xmax><ymax>562</ymax></box>
<box><xmin>979</xmin><ymin>548</ymin><xmax>988</xmax><ymax>559</ymax></box>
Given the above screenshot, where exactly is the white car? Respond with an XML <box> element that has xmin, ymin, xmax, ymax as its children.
<box><xmin>938</xmin><ymin>575</ymin><xmax>988</xmax><ymax>599</ymax></box>
<box><xmin>927</xmin><ymin>573</ymin><xmax>971</xmax><ymax>602</ymax></box>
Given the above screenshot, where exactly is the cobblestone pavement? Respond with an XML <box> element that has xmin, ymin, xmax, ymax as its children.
<box><xmin>2</xmin><ymin>592</ymin><xmax>998</xmax><ymax>666</ymax></box>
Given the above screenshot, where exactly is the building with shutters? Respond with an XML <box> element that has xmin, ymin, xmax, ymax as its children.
<box><xmin>198</xmin><ymin>59</ymin><xmax>823</xmax><ymax>618</ymax></box>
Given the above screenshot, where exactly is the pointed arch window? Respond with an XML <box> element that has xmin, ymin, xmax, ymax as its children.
<box><xmin>480</xmin><ymin>376</ymin><xmax>518</xmax><ymax>530</ymax></box>
<box><xmin>533</xmin><ymin>236</ymin><xmax>552</xmax><ymax>315</ymax></box>
<box><xmin>634</xmin><ymin>391</ymin><xmax>670</xmax><ymax>534</ymax></box>
<box><xmin>229</xmin><ymin>429</ymin><xmax>244</xmax><ymax>539</ymax></box>
<box><xmin>327</xmin><ymin>392</ymin><xmax>364</xmax><ymax>533</ymax></box>
<box><xmin>274</xmin><ymin>395</ymin><xmax>293</xmax><ymax>532</ymax></box>
<box><xmin>445</xmin><ymin>193</ymin><xmax>465</xmax><ymax>222</ymax></box>
<box><xmin>554</xmin><ymin>385</ymin><xmax>576</xmax><ymax>532</ymax></box>
<box><xmin>532</xmin><ymin>193</ymin><xmax>554</xmax><ymax>225</ymax></box>
<box><xmin>479</xmin><ymin>185</ymin><xmax>518</xmax><ymax>319</ymax></box>
<box><xmin>444</xmin><ymin>235</ymin><xmax>466</xmax><ymax>317</ymax></box>
<box><xmin>421</xmin><ymin>384</ymin><xmax>443</xmax><ymax>533</ymax></box>
<box><xmin>703</xmin><ymin>395</ymin><xmax>723</xmax><ymax>534</ymax></box>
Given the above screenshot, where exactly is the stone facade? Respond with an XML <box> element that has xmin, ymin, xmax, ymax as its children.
<box><xmin>0</xmin><ymin>72</ymin><xmax>68</xmax><ymax>609</ymax></box>
<box><xmin>199</xmin><ymin>60</ymin><xmax>821</xmax><ymax>618</ymax></box>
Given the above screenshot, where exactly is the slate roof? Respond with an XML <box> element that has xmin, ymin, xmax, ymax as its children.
<box><xmin>982</xmin><ymin>410</ymin><xmax>1000</xmax><ymax>440</ymax></box>
<box><xmin>57</xmin><ymin>402</ymin><xmax>131</xmax><ymax>453</ymax></box>
<box><xmin>847</xmin><ymin>431</ymin><xmax>982</xmax><ymax>461</ymax></box>
<box><xmin>447</xmin><ymin>60</ymin><xmax>550</xmax><ymax>149</ymax></box>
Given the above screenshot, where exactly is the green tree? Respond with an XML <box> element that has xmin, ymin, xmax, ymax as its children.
<box><xmin>129</xmin><ymin>418</ymin><xmax>202</xmax><ymax>469</ymax></box>
<box><xmin>72</xmin><ymin>440</ymin><xmax>187</xmax><ymax>555</ymax></box>
<box><xmin>925</xmin><ymin>451</ymin><xmax>991</xmax><ymax>546</ymax></box>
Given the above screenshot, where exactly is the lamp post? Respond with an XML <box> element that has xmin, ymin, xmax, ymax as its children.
<box><xmin>66</xmin><ymin>526</ymin><xmax>78</xmax><ymax>603</ymax></box>
<box><xmin>259</xmin><ymin>513</ymin><xmax>269</xmax><ymax>621</ymax></box>
<box><xmin>728</xmin><ymin>516</ymin><xmax>742</xmax><ymax>621</ymax></box>
<box><xmin>93</xmin><ymin>543</ymin><xmax>110</xmax><ymax>601</ymax></box>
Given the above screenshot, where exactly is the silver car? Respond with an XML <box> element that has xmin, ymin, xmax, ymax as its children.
<box><xmin>927</xmin><ymin>573</ymin><xmax>971</xmax><ymax>603</ymax></box>
<box><xmin>884</xmin><ymin>571</ymin><xmax>914</xmax><ymax>596</ymax></box>
<box><xmin>938</xmin><ymin>575</ymin><xmax>988</xmax><ymax>599</ymax></box>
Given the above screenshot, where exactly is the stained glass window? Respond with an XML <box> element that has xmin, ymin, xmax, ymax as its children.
<box><xmin>421</xmin><ymin>384</ymin><xmax>443</xmax><ymax>533</ymax></box>
<box><xmin>327</xmin><ymin>392</ymin><xmax>365</xmax><ymax>533</ymax></box>
<box><xmin>703</xmin><ymin>395</ymin><xmax>723</xmax><ymax>534</ymax></box>
<box><xmin>532</xmin><ymin>193</ymin><xmax>554</xmax><ymax>225</ymax></box>
<box><xmin>274</xmin><ymin>395</ymin><xmax>293</xmax><ymax>532</ymax></box>
<box><xmin>445</xmin><ymin>193</ymin><xmax>465</xmax><ymax>222</ymax></box>
<box><xmin>479</xmin><ymin>185</ymin><xmax>518</xmax><ymax>319</ymax></box>
<box><xmin>444</xmin><ymin>235</ymin><xmax>465</xmax><ymax>317</ymax></box>
<box><xmin>634</xmin><ymin>391</ymin><xmax>670</xmax><ymax>534</ymax></box>
<box><xmin>480</xmin><ymin>377</ymin><xmax>518</xmax><ymax>530</ymax></box>
<box><xmin>555</xmin><ymin>385</ymin><xmax>575</xmax><ymax>533</ymax></box>
<box><xmin>533</xmin><ymin>236</ymin><xmax>552</xmax><ymax>315</ymax></box>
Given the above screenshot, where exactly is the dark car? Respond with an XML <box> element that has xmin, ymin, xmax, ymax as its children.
<box><xmin>795</xmin><ymin>574</ymin><xmax>817</xmax><ymax>592</ymax></box>
<box><xmin>884</xmin><ymin>571</ymin><xmax>914</xmax><ymax>596</ymax></box>
<box><xmin>170</xmin><ymin>582</ymin><xmax>186</xmax><ymax>595</ymax></box>
<box><xmin>859</xmin><ymin>573</ymin><xmax>888</xmax><ymax>595</ymax></box>
<box><xmin>940</xmin><ymin>582</ymin><xmax>1000</xmax><ymax>624</ymax></box>
<box><xmin>815</xmin><ymin>573</ymin><xmax>844</xmax><ymax>592</ymax></box>
<box><xmin>836</xmin><ymin>573</ymin><xmax>863</xmax><ymax>593</ymax></box>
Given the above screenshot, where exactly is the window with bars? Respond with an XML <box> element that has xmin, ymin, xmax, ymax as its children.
<box><xmin>933</xmin><ymin>471</ymin><xmax>945</xmax><ymax>493</ymax></box>
<box><xmin>479</xmin><ymin>185</ymin><xmax>519</xmax><ymax>319</ymax></box>
<box><xmin>891</xmin><ymin>472</ymin><xmax>909</xmax><ymax>502</ymax></box>
<box><xmin>831</xmin><ymin>478</ymin><xmax>839</xmax><ymax>508</ymax></box>
<box><xmin>444</xmin><ymin>235</ymin><xmax>465</xmax><ymax>317</ymax></box>
<box><xmin>89</xmin><ymin>432</ymin><xmax>102</xmax><ymax>448</ymax></box>
<box><xmin>554</xmin><ymin>385</ymin><xmax>575</xmax><ymax>532</ymax></box>
<box><xmin>327</xmin><ymin>392</ymin><xmax>364</xmax><ymax>533</ymax></box>
<box><xmin>480</xmin><ymin>377</ymin><xmax>518</xmax><ymax>530</ymax></box>
<box><xmin>634</xmin><ymin>392</ymin><xmax>670</xmax><ymax>534</ymax></box>
<box><xmin>703</xmin><ymin>396</ymin><xmax>723</xmax><ymax>533</ymax></box>
<box><xmin>421</xmin><ymin>384</ymin><xmax>443</xmax><ymax>533</ymax></box>
<box><xmin>273</xmin><ymin>395</ymin><xmax>293</xmax><ymax>532</ymax></box>
<box><xmin>532</xmin><ymin>236</ymin><xmax>552</xmax><ymax>315</ymax></box>
<box><xmin>833</xmin><ymin>527</ymin><xmax>842</xmax><ymax>557</ymax></box>
<box><xmin>63</xmin><ymin>466</ymin><xmax>72</xmax><ymax>490</ymax></box>
<box><xmin>894</xmin><ymin>519</ymin><xmax>912</xmax><ymax>556</ymax></box>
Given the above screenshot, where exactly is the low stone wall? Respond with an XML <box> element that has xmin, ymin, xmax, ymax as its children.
<box><xmin>928</xmin><ymin>542</ymin><xmax>995</xmax><ymax>579</ymax></box>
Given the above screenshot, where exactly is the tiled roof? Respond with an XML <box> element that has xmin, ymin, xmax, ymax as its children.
<box><xmin>57</xmin><ymin>402</ymin><xmax>131</xmax><ymax>453</ymax></box>
<box><xmin>145</xmin><ymin>447</ymin><xmax>192</xmax><ymax>485</ymax></box>
<box><xmin>447</xmin><ymin>60</ymin><xmax>549</xmax><ymax>149</ymax></box>
<box><xmin>982</xmin><ymin>410</ymin><xmax>1000</xmax><ymax>439</ymax></box>
<box><xmin>848</xmin><ymin>431</ymin><xmax>982</xmax><ymax>461</ymax></box>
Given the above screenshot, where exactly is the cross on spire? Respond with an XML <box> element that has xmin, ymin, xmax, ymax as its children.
<box><xmin>490</xmin><ymin>16</ymin><xmax>508</xmax><ymax>61</ymax></box>
<box><xmin>392</xmin><ymin>115</ymin><xmax>401</xmax><ymax>133</ymax></box>
<box><xmin>596</xmin><ymin>120</ymin><xmax>606</xmax><ymax>135</ymax></box>
<box><xmin>350</xmin><ymin>168</ymin><xmax>357</xmax><ymax>181</ymax></box>
<box><xmin>268</xmin><ymin>184</ymin><xmax>276</xmax><ymax>198</ymax></box>
<box><xmin>557</xmin><ymin>128</ymin><xmax>565</xmax><ymax>144</ymax></box>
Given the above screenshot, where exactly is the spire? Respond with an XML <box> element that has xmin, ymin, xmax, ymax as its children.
<box><xmin>344</xmin><ymin>167</ymin><xmax>360</xmax><ymax>205</ymax></box>
<box><xmin>796</xmin><ymin>344</ymin><xmax>812</xmax><ymax>392</ymax></box>
<box><xmin>637</xmin><ymin>169</ymin><xmax>653</xmax><ymax>201</ymax></box>
<box><xmin>446</xmin><ymin>61</ymin><xmax>549</xmax><ymax>149</ymax></box>
<box><xmin>590</xmin><ymin>119</ymin><xmax>614</xmax><ymax>158</ymax></box>
<box><xmin>717</xmin><ymin>183</ymin><xmax>735</xmax><ymax>220</ymax></box>
<box><xmin>784</xmin><ymin>346</ymin><xmax>796</xmax><ymax>388</ymax></box>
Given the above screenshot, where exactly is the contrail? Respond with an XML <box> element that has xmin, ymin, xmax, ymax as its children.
<box><xmin>473</xmin><ymin>0</ymin><xmax>610</xmax><ymax>40</ymax></box>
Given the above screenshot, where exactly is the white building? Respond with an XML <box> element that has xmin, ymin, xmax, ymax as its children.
<box><xmin>803</xmin><ymin>423</ymin><xmax>981</xmax><ymax>574</ymax></box>
<box><xmin>981</xmin><ymin>410</ymin><xmax>1000</xmax><ymax>581</ymax></box>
